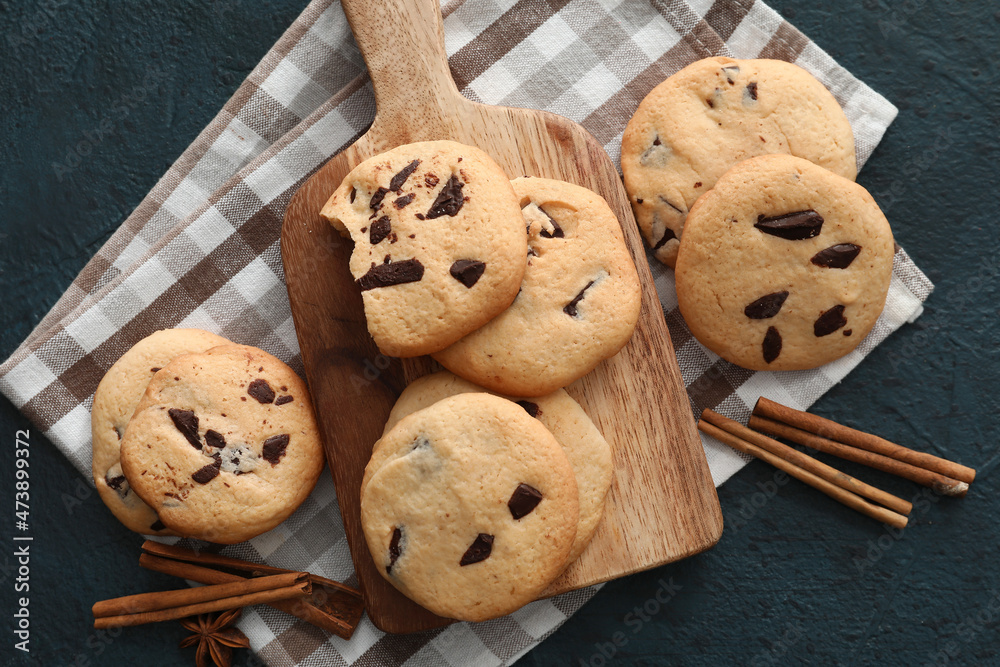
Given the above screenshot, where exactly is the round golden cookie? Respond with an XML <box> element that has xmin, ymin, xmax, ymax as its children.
<box><xmin>622</xmin><ymin>56</ymin><xmax>857</xmax><ymax>267</ymax></box>
<box><xmin>119</xmin><ymin>344</ymin><xmax>324</xmax><ymax>544</ymax></box>
<box><xmin>379</xmin><ymin>370</ymin><xmax>613</xmax><ymax>564</ymax></box>
<box><xmin>675</xmin><ymin>155</ymin><xmax>894</xmax><ymax>371</ymax></box>
<box><xmin>432</xmin><ymin>177</ymin><xmax>641</xmax><ymax>396</ymax></box>
<box><xmin>361</xmin><ymin>393</ymin><xmax>579</xmax><ymax>622</ymax></box>
<box><xmin>91</xmin><ymin>328</ymin><xmax>230</xmax><ymax>535</ymax></box>
<box><xmin>320</xmin><ymin>140</ymin><xmax>527</xmax><ymax>358</ymax></box>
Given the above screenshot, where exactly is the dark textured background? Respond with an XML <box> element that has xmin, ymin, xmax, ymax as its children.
<box><xmin>1</xmin><ymin>1</ymin><xmax>998</xmax><ymax>665</ymax></box>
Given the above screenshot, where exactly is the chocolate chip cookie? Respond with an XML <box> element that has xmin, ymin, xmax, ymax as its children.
<box><xmin>361</xmin><ymin>393</ymin><xmax>579</xmax><ymax>621</ymax></box>
<box><xmin>380</xmin><ymin>370</ymin><xmax>613</xmax><ymax>565</ymax></box>
<box><xmin>622</xmin><ymin>56</ymin><xmax>857</xmax><ymax>267</ymax></box>
<box><xmin>119</xmin><ymin>344</ymin><xmax>324</xmax><ymax>544</ymax></box>
<box><xmin>432</xmin><ymin>177</ymin><xmax>641</xmax><ymax>396</ymax></box>
<box><xmin>675</xmin><ymin>155</ymin><xmax>894</xmax><ymax>371</ymax></box>
<box><xmin>91</xmin><ymin>328</ymin><xmax>230</xmax><ymax>535</ymax></box>
<box><xmin>320</xmin><ymin>140</ymin><xmax>527</xmax><ymax>357</ymax></box>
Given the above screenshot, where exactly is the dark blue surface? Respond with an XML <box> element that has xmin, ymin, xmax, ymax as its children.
<box><xmin>1</xmin><ymin>1</ymin><xmax>998</xmax><ymax>665</ymax></box>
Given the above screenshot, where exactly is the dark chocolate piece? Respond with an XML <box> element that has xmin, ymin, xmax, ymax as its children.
<box><xmin>563</xmin><ymin>280</ymin><xmax>595</xmax><ymax>317</ymax></box>
<box><xmin>389</xmin><ymin>159</ymin><xmax>421</xmax><ymax>192</ymax></box>
<box><xmin>810</xmin><ymin>243</ymin><xmax>861</xmax><ymax>269</ymax></box>
<box><xmin>150</xmin><ymin>519</ymin><xmax>166</xmax><ymax>532</ymax></box>
<box><xmin>274</xmin><ymin>395</ymin><xmax>293</xmax><ymax>406</ymax></box>
<box><xmin>150</xmin><ymin>367</ymin><xmax>161</xmax><ymax>373</ymax></box>
<box><xmin>106</xmin><ymin>474</ymin><xmax>128</xmax><ymax>499</ymax></box>
<box><xmin>356</xmin><ymin>258</ymin><xmax>425</xmax><ymax>291</ymax></box>
<box><xmin>204</xmin><ymin>429</ymin><xmax>226</xmax><ymax>450</ymax></box>
<box><xmin>763</xmin><ymin>326</ymin><xmax>782</xmax><ymax>363</ymax></box>
<box><xmin>515</xmin><ymin>400</ymin><xmax>541</xmax><ymax>418</ymax></box>
<box><xmin>652</xmin><ymin>136</ymin><xmax>661</xmax><ymax>146</ymax></box>
<box><xmin>537</xmin><ymin>206</ymin><xmax>564</xmax><ymax>238</ymax></box>
<box><xmin>754</xmin><ymin>210</ymin><xmax>824</xmax><ymax>240</ymax></box>
<box><xmin>653</xmin><ymin>226</ymin><xmax>676</xmax><ymax>250</ymax></box>
<box><xmin>843</xmin><ymin>329</ymin><xmax>853</xmax><ymax>337</ymax></box>
<box><xmin>349</xmin><ymin>187</ymin><xmax>357</xmax><ymax>203</ymax></box>
<box><xmin>508</xmin><ymin>483</ymin><xmax>543</xmax><ymax>520</ymax></box>
<box><xmin>192</xmin><ymin>459</ymin><xmax>221</xmax><ymax>484</ymax></box>
<box><xmin>459</xmin><ymin>533</ymin><xmax>494</xmax><ymax>566</ymax></box>
<box><xmin>262</xmin><ymin>434</ymin><xmax>290</xmax><ymax>465</ymax></box>
<box><xmin>744</xmin><ymin>291</ymin><xmax>789</xmax><ymax>319</ymax></box>
<box><xmin>247</xmin><ymin>379</ymin><xmax>275</xmax><ymax>404</ymax></box>
<box><xmin>746</xmin><ymin>81</ymin><xmax>758</xmax><ymax>101</ymax></box>
<box><xmin>168</xmin><ymin>408</ymin><xmax>201</xmax><ymax>450</ymax></box>
<box><xmin>814</xmin><ymin>305</ymin><xmax>848</xmax><ymax>337</ymax></box>
<box><xmin>387</xmin><ymin>527</ymin><xmax>402</xmax><ymax>574</ymax></box>
<box><xmin>369</xmin><ymin>216</ymin><xmax>392</xmax><ymax>245</ymax></box>
<box><xmin>393</xmin><ymin>193</ymin><xmax>415</xmax><ymax>209</ymax></box>
<box><xmin>369</xmin><ymin>186</ymin><xmax>389</xmax><ymax>211</ymax></box>
<box><xmin>722</xmin><ymin>64</ymin><xmax>739</xmax><ymax>84</ymax></box>
<box><xmin>449</xmin><ymin>260</ymin><xmax>486</xmax><ymax>288</ymax></box>
<box><xmin>426</xmin><ymin>174</ymin><xmax>465</xmax><ymax>219</ymax></box>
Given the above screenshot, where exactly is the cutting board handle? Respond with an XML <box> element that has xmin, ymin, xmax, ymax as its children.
<box><xmin>342</xmin><ymin>0</ymin><xmax>467</xmax><ymax>129</ymax></box>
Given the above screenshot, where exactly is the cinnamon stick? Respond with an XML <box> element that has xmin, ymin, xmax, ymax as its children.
<box><xmin>139</xmin><ymin>554</ymin><xmax>359</xmax><ymax>639</ymax></box>
<box><xmin>754</xmin><ymin>397</ymin><xmax>976</xmax><ymax>484</ymax></box>
<box><xmin>701</xmin><ymin>409</ymin><xmax>913</xmax><ymax>516</ymax></box>
<box><xmin>139</xmin><ymin>541</ymin><xmax>364</xmax><ymax>640</ymax></box>
<box><xmin>93</xmin><ymin>574</ymin><xmax>310</xmax><ymax>629</ymax></box>
<box><xmin>699</xmin><ymin>419</ymin><xmax>908</xmax><ymax>530</ymax></box>
<box><xmin>749</xmin><ymin>414</ymin><xmax>969</xmax><ymax>498</ymax></box>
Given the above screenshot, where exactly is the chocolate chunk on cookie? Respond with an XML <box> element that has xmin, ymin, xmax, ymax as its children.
<box><xmin>386</xmin><ymin>527</ymin><xmax>403</xmax><ymax>574</ymax></box>
<box><xmin>449</xmin><ymin>259</ymin><xmax>486</xmax><ymax>288</ymax></box>
<box><xmin>459</xmin><ymin>534</ymin><xmax>495</xmax><ymax>566</ymax></box>
<box><xmin>168</xmin><ymin>408</ymin><xmax>202</xmax><ymax>449</ymax></box>
<box><xmin>754</xmin><ymin>210</ymin><xmax>824</xmax><ymax>240</ymax></box>
<box><xmin>744</xmin><ymin>291</ymin><xmax>789</xmax><ymax>319</ymax></box>
<box><xmin>192</xmin><ymin>460</ymin><xmax>221</xmax><ymax>484</ymax></box>
<box><xmin>320</xmin><ymin>140</ymin><xmax>526</xmax><ymax>357</ymax></box>
<box><xmin>425</xmin><ymin>174</ymin><xmax>466</xmax><ymax>218</ymax></box>
<box><xmin>508</xmin><ymin>484</ymin><xmax>543</xmax><ymax>520</ymax></box>
<box><xmin>622</xmin><ymin>56</ymin><xmax>857</xmax><ymax>267</ymax></box>
<box><xmin>262</xmin><ymin>434</ymin><xmax>290</xmax><ymax>465</ymax></box>
<box><xmin>675</xmin><ymin>155</ymin><xmax>894</xmax><ymax>371</ymax></box>
<box><xmin>356</xmin><ymin>258</ymin><xmax>425</xmax><ymax>291</ymax></box>
<box><xmin>814</xmin><ymin>305</ymin><xmax>848</xmax><ymax>337</ymax></box>
<box><xmin>762</xmin><ymin>326</ymin><xmax>783</xmax><ymax>364</ymax></box>
<box><xmin>811</xmin><ymin>244</ymin><xmax>861</xmax><ymax>269</ymax></box>
<box><xmin>247</xmin><ymin>379</ymin><xmax>275</xmax><ymax>404</ymax></box>
<box><xmin>515</xmin><ymin>400</ymin><xmax>541</xmax><ymax>418</ymax></box>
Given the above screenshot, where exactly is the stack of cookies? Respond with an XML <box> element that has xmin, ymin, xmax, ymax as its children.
<box><xmin>621</xmin><ymin>57</ymin><xmax>895</xmax><ymax>371</ymax></box>
<box><xmin>320</xmin><ymin>140</ymin><xmax>642</xmax><ymax>621</ymax></box>
<box><xmin>91</xmin><ymin>330</ymin><xmax>325</xmax><ymax>544</ymax></box>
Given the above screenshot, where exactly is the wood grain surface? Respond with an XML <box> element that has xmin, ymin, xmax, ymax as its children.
<box><xmin>280</xmin><ymin>0</ymin><xmax>722</xmax><ymax>634</ymax></box>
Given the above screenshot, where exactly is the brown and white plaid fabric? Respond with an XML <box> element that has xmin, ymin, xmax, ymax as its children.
<box><xmin>0</xmin><ymin>0</ymin><xmax>932</xmax><ymax>664</ymax></box>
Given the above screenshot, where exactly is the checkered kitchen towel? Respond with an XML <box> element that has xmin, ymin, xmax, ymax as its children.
<box><xmin>1</xmin><ymin>0</ymin><xmax>932</xmax><ymax>664</ymax></box>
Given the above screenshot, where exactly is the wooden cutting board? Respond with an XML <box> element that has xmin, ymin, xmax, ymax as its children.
<box><xmin>280</xmin><ymin>0</ymin><xmax>722</xmax><ymax>634</ymax></box>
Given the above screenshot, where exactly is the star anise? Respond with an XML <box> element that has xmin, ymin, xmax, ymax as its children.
<box><xmin>179</xmin><ymin>608</ymin><xmax>250</xmax><ymax>667</ymax></box>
